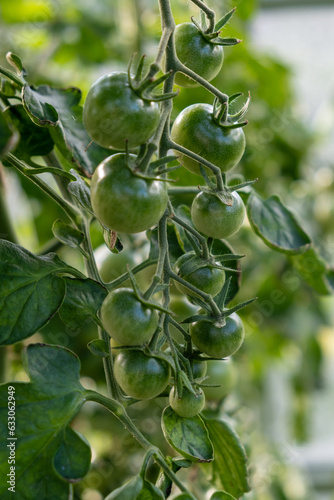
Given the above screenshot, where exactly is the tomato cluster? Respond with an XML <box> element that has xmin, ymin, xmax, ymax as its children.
<box><xmin>84</xmin><ymin>11</ymin><xmax>248</xmax><ymax>417</ymax></box>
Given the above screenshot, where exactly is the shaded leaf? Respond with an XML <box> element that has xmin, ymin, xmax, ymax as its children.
<box><xmin>3</xmin><ymin>104</ymin><xmax>53</xmax><ymax>162</ymax></box>
<box><xmin>52</xmin><ymin>219</ymin><xmax>84</xmax><ymax>250</ymax></box>
<box><xmin>67</xmin><ymin>169</ymin><xmax>94</xmax><ymax>215</ymax></box>
<box><xmin>105</xmin><ymin>475</ymin><xmax>144</xmax><ymax>500</ymax></box>
<box><xmin>138</xmin><ymin>479</ymin><xmax>165</xmax><ymax>499</ymax></box>
<box><xmin>0</xmin><ymin>109</ymin><xmax>19</xmax><ymax>159</ymax></box>
<box><xmin>59</xmin><ymin>278</ymin><xmax>107</xmax><ymax>330</ymax></box>
<box><xmin>87</xmin><ymin>339</ymin><xmax>109</xmax><ymax>358</ymax></box>
<box><xmin>247</xmin><ymin>193</ymin><xmax>311</xmax><ymax>254</ymax></box>
<box><xmin>53</xmin><ymin>427</ymin><xmax>91</xmax><ymax>482</ymax></box>
<box><xmin>290</xmin><ymin>246</ymin><xmax>334</xmax><ymax>295</ymax></box>
<box><xmin>0</xmin><ymin>240</ymin><xmax>74</xmax><ymax>345</ymax></box>
<box><xmin>0</xmin><ymin>344</ymin><xmax>90</xmax><ymax>499</ymax></box>
<box><xmin>162</xmin><ymin>406</ymin><xmax>213</xmax><ymax>462</ymax></box>
<box><xmin>22</xmin><ymin>84</ymin><xmax>110</xmax><ymax>176</ymax></box>
<box><xmin>210</xmin><ymin>491</ymin><xmax>236</xmax><ymax>500</ymax></box>
<box><xmin>203</xmin><ymin>418</ymin><xmax>250</xmax><ymax>498</ymax></box>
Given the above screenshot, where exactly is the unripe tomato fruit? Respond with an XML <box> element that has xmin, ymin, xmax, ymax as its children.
<box><xmin>90</xmin><ymin>154</ymin><xmax>168</xmax><ymax>234</ymax></box>
<box><xmin>190</xmin><ymin>312</ymin><xmax>244</xmax><ymax>358</ymax></box>
<box><xmin>191</xmin><ymin>359</ymin><xmax>207</xmax><ymax>379</ymax></box>
<box><xmin>174</xmin><ymin>23</ymin><xmax>224</xmax><ymax>88</ymax></box>
<box><xmin>191</xmin><ymin>191</ymin><xmax>245</xmax><ymax>239</ymax></box>
<box><xmin>204</xmin><ymin>358</ymin><xmax>237</xmax><ymax>400</ymax></box>
<box><xmin>83</xmin><ymin>72</ymin><xmax>160</xmax><ymax>150</ymax></box>
<box><xmin>174</xmin><ymin>251</ymin><xmax>225</xmax><ymax>298</ymax></box>
<box><xmin>114</xmin><ymin>350</ymin><xmax>171</xmax><ymax>399</ymax></box>
<box><xmin>171</xmin><ymin>103</ymin><xmax>245</xmax><ymax>175</ymax></box>
<box><xmin>169</xmin><ymin>386</ymin><xmax>205</xmax><ymax>417</ymax></box>
<box><xmin>101</xmin><ymin>288</ymin><xmax>158</xmax><ymax>346</ymax></box>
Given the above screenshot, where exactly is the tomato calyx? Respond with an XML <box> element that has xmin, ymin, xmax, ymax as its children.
<box><xmin>181</xmin><ymin>277</ymin><xmax>257</xmax><ymax>327</ymax></box>
<box><xmin>123</xmin><ymin>144</ymin><xmax>179</xmax><ymax>182</ymax></box>
<box><xmin>212</xmin><ymin>92</ymin><xmax>250</xmax><ymax>130</ymax></box>
<box><xmin>191</xmin><ymin>7</ymin><xmax>241</xmax><ymax>46</ymax></box>
<box><xmin>176</xmin><ymin>250</ymin><xmax>243</xmax><ymax>279</ymax></box>
<box><xmin>127</xmin><ymin>54</ymin><xmax>178</xmax><ymax>103</ymax></box>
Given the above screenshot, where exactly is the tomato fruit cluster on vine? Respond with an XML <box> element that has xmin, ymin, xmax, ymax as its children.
<box><xmin>83</xmin><ymin>10</ymin><xmax>249</xmax><ymax>418</ymax></box>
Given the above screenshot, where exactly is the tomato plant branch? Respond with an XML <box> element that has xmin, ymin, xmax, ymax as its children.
<box><xmin>106</xmin><ymin>258</ymin><xmax>157</xmax><ymax>290</ymax></box>
<box><xmin>44</xmin><ymin>151</ymin><xmax>73</xmax><ymax>203</ymax></box>
<box><xmin>86</xmin><ymin>389</ymin><xmax>192</xmax><ymax>494</ymax></box>
<box><xmin>143</xmin><ymin>213</ymin><xmax>168</xmax><ymax>299</ymax></box>
<box><xmin>0</xmin><ymin>65</ymin><xmax>25</xmax><ymax>89</ymax></box>
<box><xmin>190</xmin><ymin>0</ymin><xmax>215</xmax><ymax>33</ymax></box>
<box><xmin>5</xmin><ymin>153</ymin><xmax>81</xmax><ymax>226</ymax></box>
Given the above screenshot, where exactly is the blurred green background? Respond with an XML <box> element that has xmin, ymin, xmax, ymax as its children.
<box><xmin>1</xmin><ymin>0</ymin><xmax>334</xmax><ymax>499</ymax></box>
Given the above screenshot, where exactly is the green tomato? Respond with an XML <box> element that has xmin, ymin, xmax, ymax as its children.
<box><xmin>83</xmin><ymin>72</ymin><xmax>160</xmax><ymax>150</ymax></box>
<box><xmin>171</xmin><ymin>103</ymin><xmax>245</xmax><ymax>175</ymax></box>
<box><xmin>190</xmin><ymin>313</ymin><xmax>244</xmax><ymax>358</ymax></box>
<box><xmin>174</xmin><ymin>251</ymin><xmax>225</xmax><ymax>298</ymax></box>
<box><xmin>90</xmin><ymin>154</ymin><xmax>168</xmax><ymax>233</ymax></box>
<box><xmin>114</xmin><ymin>350</ymin><xmax>171</xmax><ymax>399</ymax></box>
<box><xmin>191</xmin><ymin>359</ymin><xmax>207</xmax><ymax>379</ymax></box>
<box><xmin>174</xmin><ymin>23</ymin><xmax>224</xmax><ymax>88</ymax></box>
<box><xmin>191</xmin><ymin>191</ymin><xmax>245</xmax><ymax>239</ymax></box>
<box><xmin>101</xmin><ymin>288</ymin><xmax>158</xmax><ymax>346</ymax></box>
<box><xmin>204</xmin><ymin>358</ymin><xmax>237</xmax><ymax>400</ymax></box>
<box><xmin>169</xmin><ymin>386</ymin><xmax>205</xmax><ymax>418</ymax></box>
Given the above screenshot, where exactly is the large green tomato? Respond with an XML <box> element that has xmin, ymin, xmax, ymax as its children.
<box><xmin>191</xmin><ymin>191</ymin><xmax>245</xmax><ymax>239</ymax></box>
<box><xmin>90</xmin><ymin>154</ymin><xmax>168</xmax><ymax>233</ymax></box>
<box><xmin>174</xmin><ymin>23</ymin><xmax>224</xmax><ymax>88</ymax></box>
<box><xmin>169</xmin><ymin>386</ymin><xmax>205</xmax><ymax>418</ymax></box>
<box><xmin>101</xmin><ymin>288</ymin><xmax>158</xmax><ymax>346</ymax></box>
<box><xmin>174</xmin><ymin>251</ymin><xmax>225</xmax><ymax>298</ymax></box>
<box><xmin>83</xmin><ymin>72</ymin><xmax>160</xmax><ymax>150</ymax></box>
<box><xmin>171</xmin><ymin>103</ymin><xmax>245</xmax><ymax>175</ymax></box>
<box><xmin>114</xmin><ymin>350</ymin><xmax>171</xmax><ymax>399</ymax></box>
<box><xmin>190</xmin><ymin>313</ymin><xmax>244</xmax><ymax>358</ymax></box>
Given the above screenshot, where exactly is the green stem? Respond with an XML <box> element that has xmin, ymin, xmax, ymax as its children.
<box><xmin>190</xmin><ymin>0</ymin><xmax>215</xmax><ymax>33</ymax></box>
<box><xmin>6</xmin><ymin>153</ymin><xmax>80</xmax><ymax>226</ymax></box>
<box><xmin>143</xmin><ymin>213</ymin><xmax>168</xmax><ymax>299</ymax></box>
<box><xmin>44</xmin><ymin>151</ymin><xmax>72</xmax><ymax>203</ymax></box>
<box><xmin>86</xmin><ymin>389</ymin><xmax>192</xmax><ymax>494</ymax></box>
<box><xmin>107</xmin><ymin>258</ymin><xmax>157</xmax><ymax>290</ymax></box>
<box><xmin>168</xmin><ymin>186</ymin><xmax>200</xmax><ymax>195</ymax></box>
<box><xmin>0</xmin><ymin>65</ymin><xmax>25</xmax><ymax>88</ymax></box>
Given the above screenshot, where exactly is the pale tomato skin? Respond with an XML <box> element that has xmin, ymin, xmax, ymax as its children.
<box><xmin>171</xmin><ymin>103</ymin><xmax>246</xmax><ymax>175</ymax></box>
<box><xmin>90</xmin><ymin>154</ymin><xmax>168</xmax><ymax>234</ymax></box>
<box><xmin>169</xmin><ymin>386</ymin><xmax>205</xmax><ymax>417</ymax></box>
<box><xmin>191</xmin><ymin>190</ymin><xmax>246</xmax><ymax>239</ymax></box>
<box><xmin>174</xmin><ymin>23</ymin><xmax>224</xmax><ymax>88</ymax></box>
<box><xmin>83</xmin><ymin>72</ymin><xmax>160</xmax><ymax>150</ymax></box>
<box><xmin>204</xmin><ymin>358</ymin><xmax>238</xmax><ymax>400</ymax></box>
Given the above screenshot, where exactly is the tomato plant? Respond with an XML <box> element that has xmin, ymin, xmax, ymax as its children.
<box><xmin>190</xmin><ymin>313</ymin><xmax>245</xmax><ymax>358</ymax></box>
<box><xmin>169</xmin><ymin>386</ymin><xmax>205</xmax><ymax>417</ymax></box>
<box><xmin>90</xmin><ymin>153</ymin><xmax>168</xmax><ymax>233</ymax></box>
<box><xmin>114</xmin><ymin>349</ymin><xmax>171</xmax><ymax>399</ymax></box>
<box><xmin>100</xmin><ymin>288</ymin><xmax>159</xmax><ymax>346</ymax></box>
<box><xmin>174</xmin><ymin>251</ymin><xmax>225</xmax><ymax>297</ymax></box>
<box><xmin>191</xmin><ymin>190</ymin><xmax>245</xmax><ymax>239</ymax></box>
<box><xmin>171</xmin><ymin>103</ymin><xmax>246</xmax><ymax>175</ymax></box>
<box><xmin>83</xmin><ymin>72</ymin><xmax>160</xmax><ymax>150</ymax></box>
<box><xmin>0</xmin><ymin>0</ymin><xmax>320</xmax><ymax>498</ymax></box>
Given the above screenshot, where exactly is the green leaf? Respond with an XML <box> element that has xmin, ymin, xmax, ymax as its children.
<box><xmin>290</xmin><ymin>246</ymin><xmax>334</xmax><ymax>295</ymax></box>
<box><xmin>0</xmin><ymin>239</ymin><xmax>70</xmax><ymax>345</ymax></box>
<box><xmin>161</xmin><ymin>406</ymin><xmax>214</xmax><ymax>463</ymax></box>
<box><xmin>53</xmin><ymin>427</ymin><xmax>91</xmax><ymax>482</ymax></box>
<box><xmin>0</xmin><ymin>110</ymin><xmax>19</xmax><ymax>159</ymax></box>
<box><xmin>59</xmin><ymin>278</ymin><xmax>107</xmax><ymax>330</ymax></box>
<box><xmin>87</xmin><ymin>339</ymin><xmax>109</xmax><ymax>357</ymax></box>
<box><xmin>2</xmin><ymin>104</ymin><xmax>53</xmax><ymax>162</ymax></box>
<box><xmin>0</xmin><ymin>344</ymin><xmax>90</xmax><ymax>499</ymax></box>
<box><xmin>67</xmin><ymin>169</ymin><xmax>94</xmax><ymax>215</ymax></box>
<box><xmin>210</xmin><ymin>491</ymin><xmax>236</xmax><ymax>500</ymax></box>
<box><xmin>247</xmin><ymin>193</ymin><xmax>311</xmax><ymax>254</ymax></box>
<box><xmin>105</xmin><ymin>475</ymin><xmax>144</xmax><ymax>500</ymax></box>
<box><xmin>22</xmin><ymin>84</ymin><xmax>110</xmax><ymax>176</ymax></box>
<box><xmin>138</xmin><ymin>479</ymin><xmax>165</xmax><ymax>499</ymax></box>
<box><xmin>6</xmin><ymin>52</ymin><xmax>26</xmax><ymax>76</ymax></box>
<box><xmin>52</xmin><ymin>219</ymin><xmax>84</xmax><ymax>248</ymax></box>
<box><xmin>203</xmin><ymin>418</ymin><xmax>250</xmax><ymax>498</ymax></box>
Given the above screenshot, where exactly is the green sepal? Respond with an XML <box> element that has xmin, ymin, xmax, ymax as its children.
<box><xmin>87</xmin><ymin>339</ymin><xmax>109</xmax><ymax>358</ymax></box>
